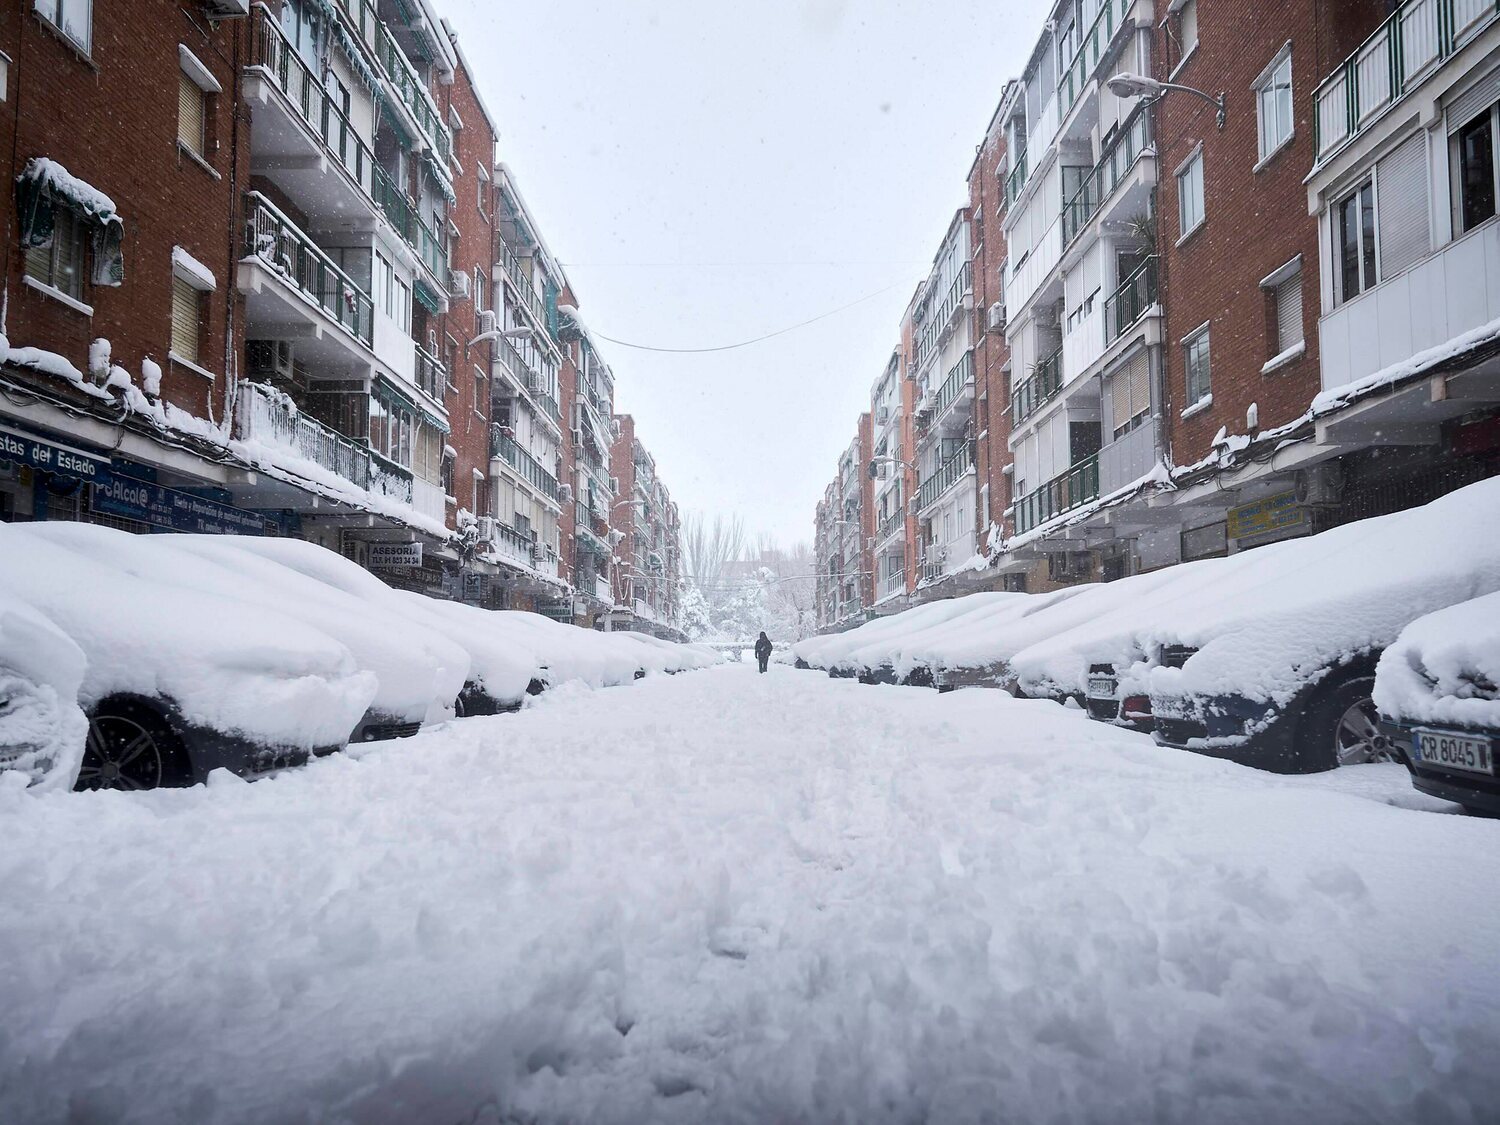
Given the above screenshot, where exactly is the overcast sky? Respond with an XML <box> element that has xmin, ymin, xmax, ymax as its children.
<box><xmin>442</xmin><ymin>0</ymin><xmax>1047</xmax><ymax>547</ymax></box>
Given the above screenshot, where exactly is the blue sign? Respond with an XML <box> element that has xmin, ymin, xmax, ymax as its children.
<box><xmin>0</xmin><ymin>423</ymin><xmax>108</xmax><ymax>479</ymax></box>
<box><xmin>92</xmin><ymin>471</ymin><xmax>268</xmax><ymax>536</ymax></box>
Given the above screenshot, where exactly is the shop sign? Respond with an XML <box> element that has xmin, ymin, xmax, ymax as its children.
<box><xmin>1227</xmin><ymin>491</ymin><xmax>1306</xmax><ymax>541</ymax></box>
<box><xmin>539</xmin><ymin>602</ymin><xmax>573</xmax><ymax>620</ymax></box>
<box><xmin>92</xmin><ymin>471</ymin><xmax>267</xmax><ymax>535</ymax></box>
<box><xmin>367</xmin><ymin>541</ymin><xmax>423</xmax><ymax>569</ymax></box>
<box><xmin>463</xmin><ymin>572</ymin><xmax>488</xmax><ymax>601</ymax></box>
<box><xmin>0</xmin><ymin>423</ymin><xmax>107</xmax><ymax>480</ymax></box>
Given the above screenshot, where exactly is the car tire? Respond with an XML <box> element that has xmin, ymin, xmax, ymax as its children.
<box><xmin>1295</xmin><ymin>673</ymin><xmax>1402</xmax><ymax>773</ymax></box>
<box><xmin>75</xmin><ymin>699</ymin><xmax>192</xmax><ymax>792</ymax></box>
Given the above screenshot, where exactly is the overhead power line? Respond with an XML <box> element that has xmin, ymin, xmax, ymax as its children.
<box><xmin>591</xmin><ymin>281</ymin><xmax>909</xmax><ymax>355</ymax></box>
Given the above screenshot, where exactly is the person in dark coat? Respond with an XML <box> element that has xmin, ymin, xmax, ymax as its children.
<box><xmin>754</xmin><ymin>631</ymin><xmax>773</xmax><ymax>674</ymax></box>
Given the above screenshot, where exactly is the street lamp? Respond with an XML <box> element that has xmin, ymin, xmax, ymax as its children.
<box><xmin>466</xmin><ymin>324</ymin><xmax>536</xmax><ymax>355</ymax></box>
<box><xmin>868</xmin><ymin>456</ymin><xmax>916</xmax><ymax>479</ymax></box>
<box><xmin>1107</xmin><ymin>72</ymin><xmax>1225</xmax><ymax>130</ymax></box>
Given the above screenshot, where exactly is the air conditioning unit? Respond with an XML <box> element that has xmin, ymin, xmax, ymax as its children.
<box><xmin>201</xmin><ymin>0</ymin><xmax>249</xmax><ymax>17</ymax></box>
<box><xmin>876</xmin><ymin>407</ymin><xmax>890</xmax><ymax>426</ymax></box>
<box><xmin>933</xmin><ymin>545</ymin><xmax>948</xmax><ymax>562</ymax></box>
<box><xmin>987</xmin><ymin>301</ymin><xmax>1007</xmax><ymax>333</ymax></box>
<box><xmin>247</xmin><ymin>339</ymin><xmax>294</xmax><ymax>382</ymax></box>
<box><xmin>477</xmin><ymin>309</ymin><xmax>497</xmax><ymax>334</ymax></box>
<box><xmin>530</xmin><ymin>543</ymin><xmax>546</xmax><ymax>562</ymax></box>
<box><xmin>610</xmin><ymin>476</ymin><xmax>619</xmax><ymax>493</ymax></box>
<box><xmin>475</xmin><ymin>515</ymin><xmax>496</xmax><ymax>541</ymax></box>
<box><xmin>907</xmin><ymin>496</ymin><xmax>919</xmax><ymax>516</ymax></box>
<box><xmin>558</xmin><ymin>483</ymin><xmax>573</xmax><ymax>503</ymax></box>
<box><xmin>449</xmin><ymin>269</ymin><xmax>472</xmax><ymax>298</ymax></box>
<box><xmin>1294</xmin><ymin>463</ymin><xmax>1346</xmax><ymax>507</ymax></box>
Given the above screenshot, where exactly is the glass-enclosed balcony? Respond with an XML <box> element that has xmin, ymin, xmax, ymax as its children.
<box><xmin>1014</xmin><ymin>455</ymin><xmax>1099</xmax><ymax>535</ymax></box>
<box><xmin>1057</xmin><ymin>0</ymin><xmax>1131</xmax><ymax>119</ymax></box>
<box><xmin>489</xmin><ymin>426</ymin><xmax>561</xmax><ymax>503</ymax></box>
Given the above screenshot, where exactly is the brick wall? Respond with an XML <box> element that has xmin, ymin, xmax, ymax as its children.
<box><xmin>968</xmin><ymin>95</ymin><xmax>1014</xmax><ymax>541</ymax></box>
<box><xmin>857</xmin><ymin>410</ymin><xmax>874</xmax><ymax>605</ymax></box>
<box><xmin>1154</xmin><ymin>0</ymin><xmax>1385</xmax><ymax>469</ymax></box>
<box><xmin>2</xmin><ymin>1</ymin><xmax>245</xmax><ymax>422</ymax></box>
<box><xmin>610</xmin><ymin>412</ymin><xmax>637</xmax><ymax>605</ymax></box>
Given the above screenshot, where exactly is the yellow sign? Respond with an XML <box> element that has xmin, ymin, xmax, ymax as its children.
<box><xmin>1227</xmin><ymin>491</ymin><xmax>1306</xmax><ymax>540</ymax></box>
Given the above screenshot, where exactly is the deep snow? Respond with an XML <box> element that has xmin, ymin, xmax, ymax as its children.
<box><xmin>3</xmin><ymin>666</ymin><xmax>1498</xmax><ymax>1124</ymax></box>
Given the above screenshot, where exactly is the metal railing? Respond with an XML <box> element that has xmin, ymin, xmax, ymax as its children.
<box><xmin>876</xmin><ymin>509</ymin><xmax>905</xmax><ymax>543</ymax></box>
<box><xmin>371</xmin><ymin>167</ymin><xmax>446</xmax><ymax>287</ymax></box>
<box><xmin>1104</xmin><ymin>256</ymin><xmax>1159</xmax><ymax>344</ymax></box>
<box><xmin>363</xmin><ymin>9</ymin><xmax>453</xmax><ymax>165</ymax></box>
<box><xmin>1014</xmin><ymin>455</ymin><xmax>1099</xmax><ymax>534</ymax></box>
<box><xmin>931</xmin><ymin>351</ymin><xmax>975</xmax><ymax>421</ymax></box>
<box><xmin>249</xmin><ymin>7</ymin><xmax>374</xmax><ymax>198</ymax></box>
<box><xmin>1061</xmin><ymin>104</ymin><xmax>1152</xmax><ymax>246</ymax></box>
<box><xmin>368</xmin><ymin>451</ymin><xmax>414</xmax><ymax>504</ymax></box>
<box><xmin>489</xmin><ymin>427</ymin><xmax>561</xmax><ymax>501</ymax></box>
<box><xmin>242</xmin><ymin>191</ymin><xmax>373</xmax><ymax>346</ymax></box>
<box><xmin>916</xmin><ymin>259</ymin><xmax>972</xmax><ymax>371</ymax></box>
<box><xmin>414</xmin><ymin>340</ymin><xmax>446</xmax><ymax>402</ymax></box>
<box><xmin>1057</xmin><ymin>0</ymin><xmax>1129</xmax><ymax>117</ymax></box>
<box><xmin>1012</xmin><ymin>345</ymin><xmax>1063</xmax><ymax>423</ymax></box>
<box><xmin>236</xmin><ymin>381</ymin><xmax>373</xmax><ymax>491</ymax></box>
<box><xmin>1314</xmin><ymin>0</ymin><xmax>1495</xmax><ymax>162</ymax></box>
<box><xmin>918</xmin><ymin>441</ymin><xmax>974</xmax><ymax>510</ymax></box>
<box><xmin>496</xmin><ymin>235</ymin><xmax>553</xmax><ymax>338</ymax></box>
<box><xmin>1005</xmin><ymin>147</ymin><xmax>1029</xmax><ymax>207</ymax></box>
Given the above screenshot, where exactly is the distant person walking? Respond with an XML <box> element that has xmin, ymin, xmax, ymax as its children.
<box><xmin>754</xmin><ymin>631</ymin><xmax>773</xmax><ymax>674</ymax></box>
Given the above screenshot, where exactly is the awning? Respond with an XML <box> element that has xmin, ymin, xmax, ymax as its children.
<box><xmin>413</xmin><ymin>277</ymin><xmax>443</xmax><ymax>315</ymax></box>
<box><xmin>375</xmin><ymin>373</ymin><xmax>449</xmax><ymax>435</ymax></box>
<box><xmin>16</xmin><ymin>158</ymin><xmax>124</xmax><ymax>286</ymax></box>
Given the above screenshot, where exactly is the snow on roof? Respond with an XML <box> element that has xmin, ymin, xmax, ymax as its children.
<box><xmin>18</xmin><ymin>158</ymin><xmax>119</xmax><ymax>224</ymax></box>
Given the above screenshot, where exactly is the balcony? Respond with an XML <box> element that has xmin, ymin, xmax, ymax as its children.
<box><xmin>876</xmin><ymin>509</ymin><xmax>905</xmax><ymax>544</ymax></box>
<box><xmin>916</xmin><ymin>260</ymin><xmax>973</xmax><ymax>371</ymax></box>
<box><xmin>1314</xmin><ymin>0</ymin><xmax>1497</xmax><ymax>164</ymax></box>
<box><xmin>493</xmin><ymin>331</ymin><xmax>562</xmax><ymax>425</ymax></box>
<box><xmin>331</xmin><ymin>0</ymin><xmax>454</xmax><ymax>166</ymax></box>
<box><xmin>1057</xmin><ymin>0</ymin><xmax>1130</xmax><ymax>119</ymax></box>
<box><xmin>489</xmin><ymin>426</ymin><xmax>561</xmax><ymax>503</ymax></box>
<box><xmin>1104</xmin><ymin>256</ymin><xmax>1159</xmax><ymax>345</ymax></box>
<box><xmin>1014</xmin><ymin>455</ymin><xmax>1099</xmax><ymax>535</ymax></box>
<box><xmin>239</xmin><ymin>191</ymin><xmax>374</xmax><ymax>363</ymax></box>
<box><xmin>496</xmin><ymin>235</ymin><xmax>556</xmax><ymax>343</ymax></box>
<box><xmin>1005</xmin><ymin>147</ymin><xmax>1030</xmax><ymax>208</ymax></box>
<box><xmin>1012</xmin><ymin>345</ymin><xmax>1063</xmax><ymax>424</ymax></box>
<box><xmin>235</xmin><ymin>381</ymin><xmax>412</xmax><ymax>506</ymax></box>
<box><xmin>918</xmin><ymin>441</ymin><xmax>974</xmax><ymax>511</ymax></box>
<box><xmin>930</xmin><ymin>351</ymin><xmax>976</xmax><ymax>429</ymax></box>
<box><xmin>1061</xmin><ymin>105</ymin><xmax>1153</xmax><ymax>248</ymax></box>
<box><xmin>1098</xmin><ymin>419</ymin><xmax>1157</xmax><ymax>496</ymax></box>
<box><xmin>413</xmin><ymin>340</ymin><xmax>446</xmax><ymax>403</ymax></box>
<box><xmin>245</xmin><ymin>6</ymin><xmax>375</xmax><ymax>219</ymax></box>
<box><xmin>373</xmin><ymin>167</ymin><xmax>446</xmax><ymax>282</ymax></box>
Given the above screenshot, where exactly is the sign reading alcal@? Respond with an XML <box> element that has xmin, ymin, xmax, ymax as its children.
<box><xmin>0</xmin><ymin>423</ymin><xmax>108</xmax><ymax>479</ymax></box>
<box><xmin>92</xmin><ymin>470</ymin><xmax>269</xmax><ymax>536</ymax></box>
<box><xmin>367</xmin><ymin>541</ymin><xmax>423</xmax><ymax>569</ymax></box>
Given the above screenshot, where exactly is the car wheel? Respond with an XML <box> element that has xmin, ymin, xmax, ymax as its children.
<box><xmin>1298</xmin><ymin>674</ymin><xmax>1401</xmax><ymax>771</ymax></box>
<box><xmin>75</xmin><ymin>700</ymin><xmax>190</xmax><ymax>792</ymax></box>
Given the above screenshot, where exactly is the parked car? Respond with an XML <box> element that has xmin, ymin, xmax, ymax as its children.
<box><xmin>1376</xmin><ymin>590</ymin><xmax>1500</xmax><ymax>815</ymax></box>
<box><xmin>793</xmin><ymin>594</ymin><xmax>1013</xmax><ymax>681</ymax></box>
<box><xmin>0</xmin><ymin>524</ymin><xmax>377</xmax><ymax>790</ymax></box>
<box><xmin>0</xmin><ymin>597</ymin><xmax>88</xmax><ymax>791</ymax></box>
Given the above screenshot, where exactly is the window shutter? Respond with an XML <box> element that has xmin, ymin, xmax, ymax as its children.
<box><xmin>178</xmin><ymin>72</ymin><xmax>205</xmax><ymax>157</ymax></box>
<box><xmin>1447</xmin><ymin>65</ymin><xmax>1500</xmax><ymax>133</ymax></box>
<box><xmin>171</xmin><ymin>277</ymin><xmax>200</xmax><ymax>363</ymax></box>
<box><xmin>1127</xmin><ymin>350</ymin><xmax>1150</xmax><ymax>417</ymax></box>
<box><xmin>1276</xmin><ymin>274</ymin><xmax>1304</xmax><ymax>353</ymax></box>
<box><xmin>1108</xmin><ymin>365</ymin><xmax>1128</xmax><ymax>432</ymax></box>
<box><xmin>1376</xmin><ymin>133</ymin><xmax>1430</xmax><ymax>278</ymax></box>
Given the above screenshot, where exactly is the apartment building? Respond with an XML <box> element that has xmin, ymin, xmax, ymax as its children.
<box><xmin>608</xmin><ymin>416</ymin><xmax>684</xmax><ymax>640</ymax></box>
<box><xmin>868</xmin><ymin>349</ymin><xmax>912</xmax><ymax>608</ymax></box>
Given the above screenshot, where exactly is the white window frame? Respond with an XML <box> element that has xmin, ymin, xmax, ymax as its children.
<box><xmin>1169</xmin><ymin>0</ymin><xmax>1198</xmax><ymax>77</ymax></box>
<box><xmin>1334</xmin><ymin>177</ymin><xmax>1379</xmax><ymax>306</ymax></box>
<box><xmin>1182</xmin><ymin>322</ymin><xmax>1212</xmax><ymax>407</ymax></box>
<box><xmin>24</xmin><ymin>205</ymin><xmax>88</xmax><ymax>303</ymax></box>
<box><xmin>1176</xmin><ymin>145</ymin><xmax>1205</xmax><ymax>242</ymax></box>
<box><xmin>35</xmin><ymin>0</ymin><xmax>91</xmax><ymax>56</ymax></box>
<box><xmin>1254</xmin><ymin>44</ymin><xmax>1295</xmax><ymax>167</ymax></box>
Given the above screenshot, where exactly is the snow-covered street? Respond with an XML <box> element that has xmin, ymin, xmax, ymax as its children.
<box><xmin>4</xmin><ymin>665</ymin><xmax>1498</xmax><ymax>1124</ymax></box>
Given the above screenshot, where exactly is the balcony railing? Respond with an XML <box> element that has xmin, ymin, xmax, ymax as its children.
<box><xmin>931</xmin><ymin>351</ymin><xmax>975</xmax><ymax>421</ymax></box>
<box><xmin>918</xmin><ymin>441</ymin><xmax>974</xmax><ymax>510</ymax></box>
<box><xmin>249</xmin><ymin>7</ymin><xmax>374</xmax><ymax>198</ymax></box>
<box><xmin>1061</xmin><ymin>104</ymin><xmax>1152</xmax><ymax>246</ymax></box>
<box><xmin>1014</xmin><ymin>455</ymin><xmax>1099</xmax><ymax>534</ymax></box>
<box><xmin>414</xmin><ymin>340</ymin><xmax>446</xmax><ymax>402</ymax></box>
<box><xmin>916</xmin><ymin>259</ymin><xmax>973</xmax><ymax>371</ymax></box>
<box><xmin>243</xmin><ymin>191</ymin><xmax>373</xmax><ymax>346</ymax></box>
<box><xmin>1004</xmin><ymin>147</ymin><xmax>1030</xmax><ymax>207</ymax></box>
<box><xmin>1314</xmin><ymin>0</ymin><xmax>1496</xmax><ymax>163</ymax></box>
<box><xmin>496</xmin><ymin>235</ymin><xmax>554</xmax><ymax>340</ymax></box>
<box><xmin>876</xmin><ymin>509</ymin><xmax>904</xmax><ymax>543</ymax></box>
<box><xmin>1012</xmin><ymin>345</ymin><xmax>1063</xmax><ymax>423</ymax></box>
<box><xmin>1057</xmin><ymin>0</ymin><xmax>1129</xmax><ymax>118</ymax></box>
<box><xmin>489</xmin><ymin>426</ymin><xmax>561</xmax><ymax>501</ymax></box>
<box><xmin>494</xmin><ymin>332</ymin><xmax>562</xmax><ymax>423</ymax></box>
<box><xmin>1104</xmin><ymin>256</ymin><xmax>1159</xmax><ymax>344</ymax></box>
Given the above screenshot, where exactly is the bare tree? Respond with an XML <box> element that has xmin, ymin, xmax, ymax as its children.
<box><xmin>681</xmin><ymin>511</ymin><xmax>746</xmax><ymax>589</ymax></box>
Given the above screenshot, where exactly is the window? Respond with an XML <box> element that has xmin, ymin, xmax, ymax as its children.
<box><xmin>1177</xmin><ymin>0</ymin><xmax>1198</xmax><ymax>58</ymax></box>
<box><xmin>1183</xmin><ymin>326</ymin><xmax>1211</xmax><ymax>404</ymax></box>
<box><xmin>477</xmin><ymin>165</ymin><xmax>490</xmax><ymax>216</ymax></box>
<box><xmin>170</xmin><ymin>278</ymin><xmax>202</xmax><ymax>364</ymax></box>
<box><xmin>178</xmin><ymin>72</ymin><xmax>207</xmax><ymax>159</ymax></box>
<box><xmin>1177</xmin><ymin>149</ymin><xmax>1204</xmax><ymax>238</ymax></box>
<box><xmin>441</xmin><ymin>450</ymin><xmax>455</xmax><ymax>497</ymax></box>
<box><xmin>0</xmin><ymin>51</ymin><xmax>10</xmax><ymax>102</ymax></box>
<box><xmin>394</xmin><ymin>277</ymin><xmax>412</xmax><ymax>334</ymax></box>
<box><xmin>1336</xmin><ymin>180</ymin><xmax>1377</xmax><ymax>303</ymax></box>
<box><xmin>25</xmin><ymin>207</ymin><xmax>86</xmax><ymax>300</ymax></box>
<box><xmin>1273</xmin><ymin>273</ymin><xmax>1303</xmax><ymax>354</ymax></box>
<box><xmin>1255</xmin><ymin>47</ymin><xmax>1293</xmax><ymax>162</ymax></box>
<box><xmin>1108</xmin><ymin>352</ymin><xmax>1151</xmax><ymax>438</ymax></box>
<box><xmin>1457</xmin><ymin>111</ymin><xmax>1496</xmax><ymax>234</ymax></box>
<box><xmin>36</xmin><ymin>0</ymin><xmax>90</xmax><ymax>54</ymax></box>
<box><xmin>376</xmin><ymin>252</ymin><xmax>394</xmax><ymax>317</ymax></box>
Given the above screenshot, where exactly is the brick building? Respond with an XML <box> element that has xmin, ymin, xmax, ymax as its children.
<box><xmin>608</xmin><ymin>415</ymin><xmax>684</xmax><ymax>640</ymax></box>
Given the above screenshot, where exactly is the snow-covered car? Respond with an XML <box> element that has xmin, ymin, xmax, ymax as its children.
<box><xmin>0</xmin><ymin>598</ymin><xmax>88</xmax><ymax>791</ymax></box>
<box><xmin>792</xmin><ymin>594</ymin><xmax>1010</xmax><ymax>682</ymax></box>
<box><xmin>166</xmin><ymin>534</ymin><xmax>535</xmax><ymax>717</ymax></box>
<box><xmin>484</xmin><ymin>611</ymin><xmax>646</xmax><ymax>689</ymax></box>
<box><xmin>609</xmin><ymin>632</ymin><xmax>719</xmax><ymax>675</ymax></box>
<box><xmin>0</xmin><ymin>524</ymin><xmax>377</xmax><ymax>789</ymax></box>
<box><xmin>1375</xmin><ymin>590</ymin><xmax>1500</xmax><ymax>815</ymax></box>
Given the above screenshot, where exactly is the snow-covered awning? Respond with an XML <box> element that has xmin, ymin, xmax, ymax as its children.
<box><xmin>16</xmin><ymin>158</ymin><xmax>125</xmax><ymax>286</ymax></box>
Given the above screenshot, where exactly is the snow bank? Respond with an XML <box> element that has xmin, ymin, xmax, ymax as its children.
<box><xmin>0</xmin><ymin>524</ymin><xmax>374</xmax><ymax>752</ymax></box>
<box><xmin>2</xmin><ymin>668</ymin><xmax>1497</xmax><ymax>1121</ymax></box>
<box><xmin>0</xmin><ymin>598</ymin><xmax>88</xmax><ymax>791</ymax></box>
<box><xmin>1375</xmin><ymin>589</ymin><xmax>1500</xmax><ymax>731</ymax></box>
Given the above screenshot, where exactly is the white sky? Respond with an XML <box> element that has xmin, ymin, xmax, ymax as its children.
<box><xmin>442</xmin><ymin>0</ymin><xmax>1048</xmax><ymax>546</ymax></box>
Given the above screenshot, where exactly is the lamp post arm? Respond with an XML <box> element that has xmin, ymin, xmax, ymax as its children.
<box><xmin>1154</xmin><ymin>82</ymin><xmax>1226</xmax><ymax>129</ymax></box>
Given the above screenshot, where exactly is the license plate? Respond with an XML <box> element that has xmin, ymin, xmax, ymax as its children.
<box><xmin>1087</xmin><ymin>675</ymin><xmax>1116</xmax><ymax>699</ymax></box>
<box><xmin>1412</xmin><ymin>729</ymin><xmax>1494</xmax><ymax>776</ymax></box>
